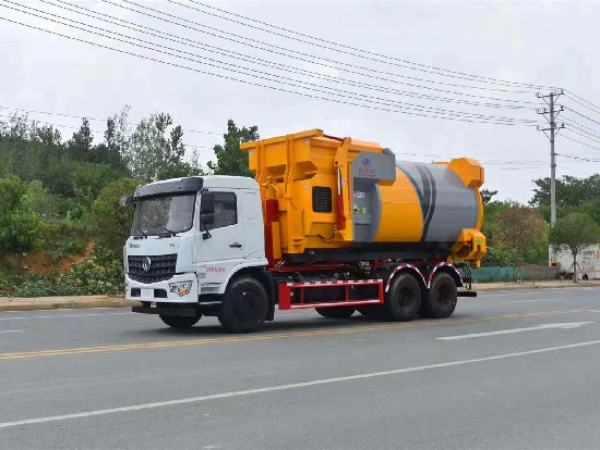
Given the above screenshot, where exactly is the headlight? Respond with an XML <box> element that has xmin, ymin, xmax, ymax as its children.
<box><xmin>169</xmin><ymin>281</ymin><xmax>193</xmax><ymax>297</ymax></box>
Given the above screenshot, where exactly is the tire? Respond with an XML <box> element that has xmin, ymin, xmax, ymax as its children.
<box><xmin>315</xmin><ymin>306</ymin><xmax>356</xmax><ymax>319</ymax></box>
<box><xmin>218</xmin><ymin>276</ymin><xmax>269</xmax><ymax>333</ymax></box>
<box><xmin>159</xmin><ymin>313</ymin><xmax>201</xmax><ymax>329</ymax></box>
<box><xmin>421</xmin><ymin>272</ymin><xmax>457</xmax><ymax>318</ymax></box>
<box><xmin>380</xmin><ymin>273</ymin><xmax>422</xmax><ymax>321</ymax></box>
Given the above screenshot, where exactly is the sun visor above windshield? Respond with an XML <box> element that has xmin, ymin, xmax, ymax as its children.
<box><xmin>134</xmin><ymin>177</ymin><xmax>204</xmax><ymax>199</ymax></box>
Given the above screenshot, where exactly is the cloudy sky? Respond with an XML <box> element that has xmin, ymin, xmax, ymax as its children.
<box><xmin>1</xmin><ymin>0</ymin><xmax>599</xmax><ymax>203</ymax></box>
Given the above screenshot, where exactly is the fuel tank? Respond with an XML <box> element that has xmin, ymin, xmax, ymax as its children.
<box><xmin>240</xmin><ymin>129</ymin><xmax>486</xmax><ymax>265</ymax></box>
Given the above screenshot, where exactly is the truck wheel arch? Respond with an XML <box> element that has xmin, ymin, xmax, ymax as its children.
<box><xmin>385</xmin><ymin>264</ymin><xmax>427</xmax><ymax>294</ymax></box>
<box><xmin>427</xmin><ymin>262</ymin><xmax>463</xmax><ymax>289</ymax></box>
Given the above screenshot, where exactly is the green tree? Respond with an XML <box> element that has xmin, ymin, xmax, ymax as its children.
<box><xmin>127</xmin><ymin>112</ymin><xmax>190</xmax><ymax>181</ymax></box>
<box><xmin>208</xmin><ymin>119</ymin><xmax>258</xmax><ymax>177</ymax></box>
<box><xmin>25</xmin><ymin>180</ymin><xmax>59</xmax><ymax>221</ymax></box>
<box><xmin>481</xmin><ymin>189</ymin><xmax>498</xmax><ymax>205</ymax></box>
<box><xmin>90</xmin><ymin>178</ymin><xmax>142</xmax><ymax>257</ymax></box>
<box><xmin>67</xmin><ymin>118</ymin><xmax>94</xmax><ymax>162</ymax></box>
<box><xmin>530</xmin><ymin>175</ymin><xmax>600</xmax><ymax>209</ymax></box>
<box><xmin>495</xmin><ymin>205</ymin><xmax>548</xmax><ymax>281</ymax></box>
<box><xmin>0</xmin><ymin>176</ymin><xmax>42</xmax><ymax>253</ymax></box>
<box><xmin>549</xmin><ymin>213</ymin><xmax>600</xmax><ymax>283</ymax></box>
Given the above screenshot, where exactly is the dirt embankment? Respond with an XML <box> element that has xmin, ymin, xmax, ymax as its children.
<box><xmin>3</xmin><ymin>241</ymin><xmax>94</xmax><ymax>276</ymax></box>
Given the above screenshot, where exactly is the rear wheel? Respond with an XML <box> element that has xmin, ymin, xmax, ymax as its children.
<box><xmin>159</xmin><ymin>313</ymin><xmax>201</xmax><ymax>329</ymax></box>
<box><xmin>381</xmin><ymin>273</ymin><xmax>422</xmax><ymax>321</ymax></box>
<box><xmin>315</xmin><ymin>307</ymin><xmax>356</xmax><ymax>319</ymax></box>
<box><xmin>218</xmin><ymin>276</ymin><xmax>269</xmax><ymax>333</ymax></box>
<box><xmin>421</xmin><ymin>272</ymin><xmax>457</xmax><ymax>318</ymax></box>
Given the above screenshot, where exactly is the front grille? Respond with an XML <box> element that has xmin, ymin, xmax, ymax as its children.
<box><xmin>128</xmin><ymin>254</ymin><xmax>177</xmax><ymax>284</ymax></box>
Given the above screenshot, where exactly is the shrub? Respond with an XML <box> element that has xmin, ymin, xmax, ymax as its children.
<box><xmin>0</xmin><ymin>176</ymin><xmax>42</xmax><ymax>253</ymax></box>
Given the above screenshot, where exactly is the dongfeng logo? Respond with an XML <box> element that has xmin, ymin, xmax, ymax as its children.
<box><xmin>143</xmin><ymin>257</ymin><xmax>152</xmax><ymax>272</ymax></box>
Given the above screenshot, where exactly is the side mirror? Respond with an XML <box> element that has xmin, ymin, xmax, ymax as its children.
<box><xmin>201</xmin><ymin>191</ymin><xmax>215</xmax><ymax>214</ymax></box>
<box><xmin>119</xmin><ymin>196</ymin><xmax>133</xmax><ymax>207</ymax></box>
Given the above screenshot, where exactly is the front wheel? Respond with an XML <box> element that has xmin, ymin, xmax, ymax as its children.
<box><xmin>315</xmin><ymin>307</ymin><xmax>356</xmax><ymax>319</ymax></box>
<box><xmin>159</xmin><ymin>313</ymin><xmax>202</xmax><ymax>329</ymax></box>
<box><xmin>219</xmin><ymin>276</ymin><xmax>269</xmax><ymax>333</ymax></box>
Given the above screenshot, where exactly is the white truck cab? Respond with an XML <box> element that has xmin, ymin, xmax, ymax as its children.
<box><xmin>123</xmin><ymin>176</ymin><xmax>271</xmax><ymax>331</ymax></box>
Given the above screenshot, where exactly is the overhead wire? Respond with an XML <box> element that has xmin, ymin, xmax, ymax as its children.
<box><xmin>563</xmin><ymin>106</ymin><xmax>600</xmax><ymax>127</ymax></box>
<box><xmin>178</xmin><ymin>0</ymin><xmax>551</xmax><ymax>90</ymax></box>
<box><xmin>557</xmin><ymin>153</ymin><xmax>600</xmax><ymax>163</ymax></box>
<box><xmin>0</xmin><ymin>105</ymin><xmax>220</xmax><ymax>135</ymax></box>
<box><xmin>0</xmin><ymin>7</ymin><xmax>541</xmax><ymax>126</ymax></box>
<box><xmin>564</xmin><ymin>123</ymin><xmax>600</xmax><ymax>143</ymax></box>
<box><xmin>0</xmin><ymin>112</ymin><xmax>217</xmax><ymax>153</ymax></box>
<box><xmin>564</xmin><ymin>93</ymin><xmax>600</xmax><ymax>116</ymax></box>
<box><xmin>101</xmin><ymin>0</ymin><xmax>543</xmax><ymax>104</ymax></box>
<box><xmin>182</xmin><ymin>0</ymin><xmax>550</xmax><ymax>89</ymax></box>
<box><xmin>564</xmin><ymin>127</ymin><xmax>600</xmax><ymax>145</ymax></box>
<box><xmin>42</xmin><ymin>0</ymin><xmax>539</xmax><ymax>111</ymax></box>
<box><xmin>111</xmin><ymin>0</ymin><xmax>537</xmax><ymax>95</ymax></box>
<box><xmin>3</xmin><ymin>1</ymin><xmax>540</xmax><ymax>124</ymax></box>
<box><xmin>564</xmin><ymin>90</ymin><xmax>600</xmax><ymax>115</ymax></box>
<box><xmin>563</xmin><ymin>117</ymin><xmax>600</xmax><ymax>136</ymax></box>
<box><xmin>562</xmin><ymin>134</ymin><xmax>600</xmax><ymax>152</ymax></box>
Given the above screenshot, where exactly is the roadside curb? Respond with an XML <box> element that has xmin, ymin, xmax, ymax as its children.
<box><xmin>474</xmin><ymin>283</ymin><xmax>600</xmax><ymax>292</ymax></box>
<box><xmin>0</xmin><ymin>283</ymin><xmax>598</xmax><ymax>313</ymax></box>
<box><xmin>0</xmin><ymin>299</ymin><xmax>140</xmax><ymax>312</ymax></box>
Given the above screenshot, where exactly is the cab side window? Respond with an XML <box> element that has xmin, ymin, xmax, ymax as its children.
<box><xmin>203</xmin><ymin>192</ymin><xmax>237</xmax><ymax>230</ymax></box>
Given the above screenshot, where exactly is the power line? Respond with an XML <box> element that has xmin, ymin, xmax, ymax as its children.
<box><xmin>562</xmin><ymin>133</ymin><xmax>600</xmax><ymax>152</ymax></box>
<box><xmin>557</xmin><ymin>153</ymin><xmax>600</xmax><ymax>163</ymax></box>
<box><xmin>43</xmin><ymin>0</ymin><xmax>539</xmax><ymax>111</ymax></box>
<box><xmin>100</xmin><ymin>0</ymin><xmax>543</xmax><ymax>104</ymax></box>
<box><xmin>564</xmin><ymin>89</ymin><xmax>600</xmax><ymax>115</ymax></box>
<box><xmin>0</xmin><ymin>105</ymin><xmax>220</xmax><ymax>135</ymax></box>
<box><xmin>97</xmin><ymin>0</ymin><xmax>547</xmax><ymax>103</ymax></box>
<box><xmin>564</xmin><ymin>126</ymin><xmax>600</xmax><ymax>144</ymax></box>
<box><xmin>177</xmin><ymin>0</ymin><xmax>551</xmax><ymax>91</ymax></box>
<box><xmin>564</xmin><ymin>106</ymin><xmax>600</xmax><ymax>127</ymax></box>
<box><xmin>0</xmin><ymin>8</ymin><xmax>540</xmax><ymax>126</ymax></box>
<box><xmin>5</xmin><ymin>2</ymin><xmax>537</xmax><ymax>124</ymax></box>
<box><xmin>563</xmin><ymin>118</ymin><xmax>600</xmax><ymax>137</ymax></box>
<box><xmin>111</xmin><ymin>0</ymin><xmax>537</xmax><ymax>95</ymax></box>
<box><xmin>564</xmin><ymin>93</ymin><xmax>600</xmax><ymax>116</ymax></box>
<box><xmin>0</xmin><ymin>112</ymin><xmax>217</xmax><ymax>153</ymax></box>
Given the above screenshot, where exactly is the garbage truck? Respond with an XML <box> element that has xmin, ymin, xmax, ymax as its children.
<box><xmin>121</xmin><ymin>129</ymin><xmax>487</xmax><ymax>332</ymax></box>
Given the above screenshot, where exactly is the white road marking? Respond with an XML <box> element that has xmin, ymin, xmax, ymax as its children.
<box><xmin>498</xmin><ymin>298</ymin><xmax>566</xmax><ymax>304</ymax></box>
<box><xmin>1</xmin><ymin>339</ymin><xmax>600</xmax><ymax>429</ymax></box>
<box><xmin>0</xmin><ymin>330</ymin><xmax>24</xmax><ymax>334</ymax></box>
<box><xmin>586</xmin><ymin>310</ymin><xmax>600</xmax><ymax>313</ymax></box>
<box><xmin>0</xmin><ymin>312</ymin><xmax>131</xmax><ymax>321</ymax></box>
<box><xmin>438</xmin><ymin>322</ymin><xmax>593</xmax><ymax>341</ymax></box>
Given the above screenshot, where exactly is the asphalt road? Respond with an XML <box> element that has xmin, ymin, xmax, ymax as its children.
<box><xmin>1</xmin><ymin>286</ymin><xmax>600</xmax><ymax>450</ymax></box>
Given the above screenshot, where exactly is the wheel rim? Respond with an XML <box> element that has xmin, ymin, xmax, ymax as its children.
<box><xmin>398</xmin><ymin>286</ymin><xmax>417</xmax><ymax>312</ymax></box>
<box><xmin>238</xmin><ymin>288</ymin><xmax>261</xmax><ymax>320</ymax></box>
<box><xmin>436</xmin><ymin>283</ymin><xmax>454</xmax><ymax>307</ymax></box>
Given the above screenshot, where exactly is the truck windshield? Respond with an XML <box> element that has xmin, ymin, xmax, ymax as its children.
<box><xmin>131</xmin><ymin>194</ymin><xmax>196</xmax><ymax>236</ymax></box>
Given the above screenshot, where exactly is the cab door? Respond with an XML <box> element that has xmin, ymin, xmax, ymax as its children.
<box><xmin>195</xmin><ymin>190</ymin><xmax>244</xmax><ymax>290</ymax></box>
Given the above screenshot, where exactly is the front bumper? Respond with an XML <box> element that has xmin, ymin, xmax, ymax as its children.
<box><xmin>125</xmin><ymin>273</ymin><xmax>198</xmax><ymax>303</ymax></box>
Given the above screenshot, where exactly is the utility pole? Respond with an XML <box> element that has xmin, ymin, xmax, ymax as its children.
<box><xmin>537</xmin><ymin>89</ymin><xmax>564</xmax><ymax>265</ymax></box>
